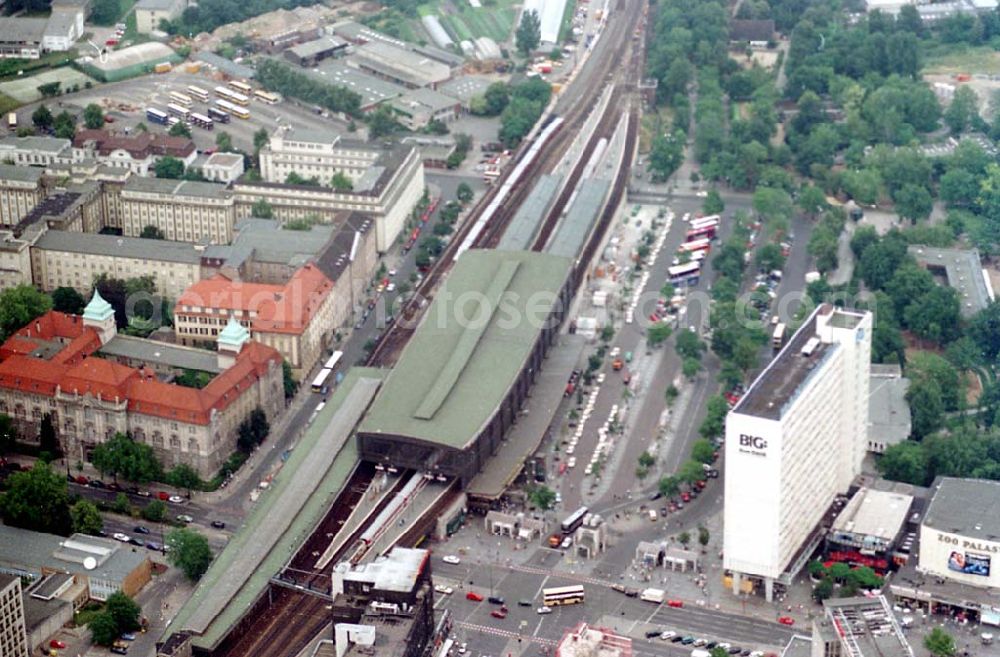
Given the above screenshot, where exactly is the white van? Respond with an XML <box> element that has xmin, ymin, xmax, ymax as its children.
<box><xmin>648</xmin><ymin>509</ymin><xmax>657</xmax><ymax>521</ymax></box>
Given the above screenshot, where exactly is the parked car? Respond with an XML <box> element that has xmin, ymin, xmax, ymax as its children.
<box><xmin>466</xmin><ymin>592</ymin><xmax>484</xmax><ymax>602</ymax></box>
<box><xmin>517</xmin><ymin>599</ymin><xmax>532</xmax><ymax>607</ymax></box>
<box><xmin>210</xmin><ymin>521</ymin><xmax>226</xmax><ymax>529</ymax></box>
<box><xmin>88</xmin><ymin>480</ymin><xmax>106</xmax><ymax>489</ymax></box>
<box><xmin>434</xmin><ymin>584</ymin><xmax>453</xmax><ymax>595</ymax></box>
<box><xmin>157</xmin><ymin>492</ymin><xmax>170</xmax><ymax>501</ymax></box>
<box><xmin>120</xmin><ymin>634</ymin><xmax>136</xmax><ymax>642</ymax></box>
<box><xmin>112</xmin><ymin>533</ymin><xmax>130</xmax><ymax>542</ymax></box>
<box><xmin>134</xmin><ymin>526</ymin><xmax>150</xmax><ymax>534</ymax></box>
<box><xmin>176</xmin><ymin>514</ymin><xmax>193</xmax><ymax>523</ymax></box>
<box><xmin>537</xmin><ymin>606</ymin><xmax>552</xmax><ymax>615</ymax></box>
<box><xmin>667</xmin><ymin>600</ymin><xmax>683</xmax><ymax>608</ymax></box>
<box><xmin>128</xmin><ymin>538</ymin><xmax>143</xmax><ymax>547</ymax></box>
<box><xmin>168</xmin><ymin>495</ymin><xmax>184</xmax><ymax>504</ymax></box>
<box><xmin>442</xmin><ymin>555</ymin><xmax>461</xmax><ymax>565</ymax></box>
<box><xmin>778</xmin><ymin>617</ymin><xmax>795</xmax><ymax>626</ymax></box>
<box><xmin>661</xmin><ymin>632</ymin><xmax>677</xmax><ymax>641</ymax></box>
<box><xmin>49</xmin><ymin>640</ymin><xmax>66</xmax><ymax>649</ymax></box>
<box><xmin>645</xmin><ymin>631</ymin><xmax>662</xmax><ymax>639</ymax></box>
<box><xmin>145</xmin><ymin>541</ymin><xmax>161</xmax><ymax>551</ymax></box>
<box><xmin>488</xmin><ymin>596</ymin><xmax>505</xmax><ymax>605</ymax></box>
<box><xmin>490</xmin><ymin>609</ymin><xmax>507</xmax><ymax>619</ymax></box>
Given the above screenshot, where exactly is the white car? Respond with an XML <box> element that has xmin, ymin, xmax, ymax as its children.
<box><xmin>442</xmin><ymin>555</ymin><xmax>461</xmax><ymax>565</ymax></box>
<box><xmin>434</xmin><ymin>584</ymin><xmax>454</xmax><ymax>595</ymax></box>
<box><xmin>176</xmin><ymin>514</ymin><xmax>193</xmax><ymax>523</ymax></box>
<box><xmin>537</xmin><ymin>606</ymin><xmax>552</xmax><ymax>615</ymax></box>
<box><xmin>113</xmin><ymin>532</ymin><xmax>130</xmax><ymax>542</ymax></box>
<box><xmin>661</xmin><ymin>631</ymin><xmax>677</xmax><ymax>640</ymax></box>
<box><xmin>168</xmin><ymin>495</ymin><xmax>184</xmax><ymax>504</ymax></box>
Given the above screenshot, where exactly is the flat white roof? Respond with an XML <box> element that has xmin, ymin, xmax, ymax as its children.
<box><xmin>832</xmin><ymin>488</ymin><xmax>912</xmax><ymax>541</ymax></box>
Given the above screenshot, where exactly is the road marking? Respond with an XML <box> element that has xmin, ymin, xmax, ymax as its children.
<box><xmin>455</xmin><ymin>621</ymin><xmax>557</xmax><ymax>647</ymax></box>
<box><xmin>533</xmin><ymin>575</ymin><xmax>550</xmax><ymax>600</ymax></box>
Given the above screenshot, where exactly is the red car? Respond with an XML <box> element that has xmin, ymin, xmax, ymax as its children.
<box><xmin>466</xmin><ymin>591</ymin><xmax>484</xmax><ymax>602</ymax></box>
<box><xmin>157</xmin><ymin>491</ymin><xmax>170</xmax><ymax>501</ymax></box>
<box><xmin>490</xmin><ymin>609</ymin><xmax>508</xmax><ymax>619</ymax></box>
<box><xmin>50</xmin><ymin>640</ymin><xmax>66</xmax><ymax>649</ymax></box>
<box><xmin>681</xmin><ymin>491</ymin><xmax>691</xmax><ymax>502</ymax></box>
<box><xmin>778</xmin><ymin>617</ymin><xmax>795</xmax><ymax>626</ymax></box>
<box><xmin>75</xmin><ymin>475</ymin><xmax>88</xmax><ymax>485</ymax></box>
<box><xmin>667</xmin><ymin>600</ymin><xmax>683</xmax><ymax>608</ymax></box>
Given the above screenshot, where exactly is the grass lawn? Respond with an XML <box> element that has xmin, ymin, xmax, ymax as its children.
<box><xmin>419</xmin><ymin>0</ymin><xmax>518</xmax><ymax>43</ymax></box>
<box><xmin>924</xmin><ymin>44</ymin><xmax>1000</xmax><ymax>75</ymax></box>
<box><xmin>92</xmin><ymin>0</ymin><xmax>137</xmax><ymax>26</ymax></box>
<box><xmin>0</xmin><ymin>93</ymin><xmax>18</xmax><ymax>116</ymax></box>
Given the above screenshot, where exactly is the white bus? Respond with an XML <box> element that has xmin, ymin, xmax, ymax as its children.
<box><xmin>215</xmin><ymin>99</ymin><xmax>250</xmax><ymax>119</ymax></box>
<box><xmin>311</xmin><ymin>368</ymin><xmax>333</xmax><ymax>393</ymax></box>
<box><xmin>542</xmin><ymin>585</ymin><xmax>585</xmax><ymax>606</ymax></box>
<box><xmin>668</xmin><ymin>261</ymin><xmax>701</xmax><ymax>286</ymax></box>
<box><xmin>323</xmin><ymin>351</ymin><xmax>344</xmax><ymax>371</ymax></box>
<box><xmin>678</xmin><ymin>238</ymin><xmax>711</xmax><ymax>254</ymax></box>
<box><xmin>254</xmin><ymin>90</ymin><xmax>280</xmax><ymax>104</ymax></box>
<box><xmin>772</xmin><ymin>323</ymin><xmax>786</xmax><ymax>349</ymax></box>
<box><xmin>689</xmin><ymin>214</ymin><xmax>720</xmax><ymax>229</ymax></box>
<box><xmin>560</xmin><ymin>506</ymin><xmax>589</xmax><ymax>534</ymax></box>
<box><xmin>187</xmin><ymin>85</ymin><xmax>210</xmax><ymax>102</ymax></box>
<box><xmin>169</xmin><ymin>91</ymin><xmax>193</xmax><ymax>107</ymax></box>
<box><xmin>189</xmin><ymin>112</ymin><xmax>213</xmax><ymax>130</ymax></box>
<box><xmin>166</xmin><ymin>103</ymin><xmax>190</xmax><ymax>119</ymax></box>
<box><xmin>229</xmin><ymin>80</ymin><xmax>253</xmax><ymax>95</ymax></box>
<box><xmin>215</xmin><ymin>86</ymin><xmax>250</xmax><ymax>106</ymax></box>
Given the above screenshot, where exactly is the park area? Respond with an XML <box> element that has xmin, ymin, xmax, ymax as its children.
<box><xmin>0</xmin><ymin>67</ymin><xmax>96</xmax><ymax>104</ymax></box>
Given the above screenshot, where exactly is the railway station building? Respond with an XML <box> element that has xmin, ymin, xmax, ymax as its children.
<box><xmin>357</xmin><ymin>249</ymin><xmax>573</xmax><ymax>498</ymax></box>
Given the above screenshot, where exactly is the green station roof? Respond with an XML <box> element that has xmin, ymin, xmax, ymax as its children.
<box><xmin>358</xmin><ymin>249</ymin><xmax>571</xmax><ymax>450</ymax></box>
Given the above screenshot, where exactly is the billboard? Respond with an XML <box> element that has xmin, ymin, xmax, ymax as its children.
<box><xmin>948</xmin><ymin>551</ymin><xmax>991</xmax><ymax>577</ymax></box>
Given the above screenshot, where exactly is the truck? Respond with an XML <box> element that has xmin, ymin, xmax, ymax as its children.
<box><xmin>640</xmin><ymin>588</ymin><xmax>665</xmax><ymax>603</ymax></box>
<box><xmin>6</xmin><ymin>112</ymin><xmax>16</xmax><ymax>130</ymax></box>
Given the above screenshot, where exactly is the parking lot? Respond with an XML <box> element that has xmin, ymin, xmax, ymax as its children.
<box><xmin>16</xmin><ymin>67</ymin><xmax>354</xmax><ymax>153</ymax></box>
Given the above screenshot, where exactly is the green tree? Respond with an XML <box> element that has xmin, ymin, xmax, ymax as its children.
<box><xmin>710</xmin><ymin>647</ymin><xmax>729</xmax><ymax>657</ymax></box>
<box><xmin>141</xmin><ymin>499</ymin><xmax>166</xmax><ymax>523</ymax></box>
<box><xmin>647</xmin><ymin>322</ymin><xmax>672</xmax><ymax>347</ymax></box>
<box><xmin>906</xmin><ymin>378</ymin><xmax>945</xmax><ymax>439</ymax></box>
<box><xmin>482</xmin><ymin>83</ymin><xmax>510</xmax><ymax>115</ymax></box>
<box><xmin>167</xmin><ymin>464</ymin><xmax>201</xmax><ymax>493</ymax></box>
<box><xmin>904</xmin><ymin>287</ymin><xmax>961</xmax><ymax>345</ymax></box>
<box><xmin>0</xmin><ymin>284</ymin><xmax>52</xmax><ymax>340</ymax></box>
<box><xmin>894</xmin><ymin>183</ymin><xmax>933</xmax><ymax>222</ymax></box>
<box><xmin>52</xmin><ymin>286</ymin><xmax>85</xmax><ymax>314</ymax></box>
<box><xmin>38</xmin><ymin>412</ymin><xmax>59</xmax><ymax>457</ymax></box>
<box><xmin>678</xmin><ymin>459</ymin><xmax>705</xmax><ymax>484</ymax></box>
<box><xmin>105</xmin><ymin>591</ymin><xmax>141</xmax><ymax>632</ymax></box>
<box><xmin>456</xmin><ymin>182</ymin><xmax>474</xmax><ymax>203</ymax></box>
<box><xmin>757</xmin><ymin>243</ymin><xmax>785</xmax><ymax>273</ymax></box>
<box><xmin>83</xmin><ymin>103</ymin><xmax>105</xmax><ymax>129</ymax></box>
<box><xmin>516</xmin><ymin>9</ymin><xmax>541</xmax><ymax>56</ymax></box>
<box><xmin>168</xmin><ymin>121</ymin><xmax>191</xmax><ymax>138</ymax></box>
<box><xmin>330</xmin><ymin>171</ymin><xmax>353</xmax><ymax>191</ymax></box>
<box><xmin>678</xmin><ymin>531</ymin><xmax>691</xmax><ymax>547</ymax></box>
<box><xmin>113</xmin><ymin>492</ymin><xmax>131</xmax><ymax>515</ymax></box>
<box><xmin>699</xmin><ymin>395</ymin><xmax>729</xmax><ymax>439</ymax></box>
<box><xmin>367</xmin><ymin>105</ymin><xmax>400</xmax><ymax>140</ymax></box>
<box><xmin>924</xmin><ymin>629</ymin><xmax>956</xmax><ymax>657</ymax></box>
<box><xmin>215</xmin><ymin>131</ymin><xmax>234</xmax><ymax>152</ymax></box>
<box><xmin>0</xmin><ymin>414</ymin><xmax>16</xmax><ymax>456</ymax></box>
<box><xmin>32</xmin><ymin>104</ymin><xmax>53</xmax><ymax>130</ymax></box>
<box><xmin>251</xmin><ymin>198</ymin><xmax>274</xmax><ymax>219</ymax></box>
<box><xmin>698</xmin><ymin>525</ymin><xmax>710</xmax><ymax>546</ymax></box>
<box><xmin>659</xmin><ymin>475</ymin><xmax>680</xmax><ymax>497</ymax></box>
<box><xmin>90</xmin><ymin>433</ymin><xmax>162</xmax><ymax>483</ymax></box>
<box><xmin>638</xmin><ymin>451</ymin><xmax>655</xmax><ymax>468</ymax></box>
<box><xmin>37</xmin><ymin>82</ymin><xmax>61</xmax><ymax>98</ymax></box>
<box><xmin>70</xmin><ymin>499</ymin><xmax>103</xmax><ymax>535</ymax></box>
<box><xmin>752</xmin><ymin>187</ymin><xmax>793</xmax><ymax>225</ymax></box>
<box><xmin>154</xmin><ymin>156</ymin><xmax>185</xmax><ymax>179</ymax></box>
<box><xmin>89</xmin><ymin>612</ymin><xmax>119</xmax><ymax>646</ymax></box>
<box><xmin>253</xmin><ymin>127</ymin><xmax>270</xmax><ymax>154</ymax></box>
<box><xmin>691</xmin><ymin>438</ymin><xmax>715</xmax><ymax>464</ymax></box>
<box><xmin>91</xmin><ymin>0</ymin><xmax>122</xmax><ymax>24</ymax></box>
<box><xmin>649</xmin><ymin>130</ymin><xmax>685</xmax><ymax>181</ymax></box>
<box><xmin>0</xmin><ymin>462</ymin><xmax>70</xmax><ymax>534</ymax></box>
<box><xmin>53</xmin><ymin>110</ymin><xmax>76</xmax><ymax>139</ymax></box>
<box><xmin>797</xmin><ymin>184</ymin><xmax>828</xmax><ymax>218</ymax></box>
<box><xmin>282</xmin><ymin>360</ymin><xmax>297</xmax><ymax>399</ymax></box>
<box><xmin>944</xmin><ymin>86</ymin><xmax>979</xmax><ymax>134</ymax></box>
<box><xmin>167</xmin><ymin>527</ymin><xmax>214</xmax><ymax>580</ymax></box>
<box><xmin>529</xmin><ymin>485</ymin><xmax>556</xmax><ymax>509</ymax></box>
<box><xmin>682</xmin><ymin>357</ymin><xmax>701</xmax><ymax>379</ymax></box>
<box><xmin>703</xmin><ymin>189</ymin><xmax>725</xmax><ymax>215</ymax></box>
<box><xmin>140</xmin><ymin>224</ymin><xmax>165</xmax><ymax>239</ymax></box>
<box><xmin>813</xmin><ymin>577</ymin><xmax>834</xmax><ymax>602</ymax></box>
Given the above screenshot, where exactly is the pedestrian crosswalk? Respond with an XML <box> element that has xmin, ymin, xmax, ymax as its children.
<box><xmin>455</xmin><ymin>621</ymin><xmax>558</xmax><ymax>647</ymax></box>
<box><xmin>505</xmin><ymin>563</ymin><xmax>610</xmax><ymax>587</ymax></box>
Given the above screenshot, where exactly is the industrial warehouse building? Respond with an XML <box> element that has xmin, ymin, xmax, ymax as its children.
<box><xmin>357</xmin><ymin>249</ymin><xmax>573</xmax><ymax>490</ymax></box>
<box><xmin>724</xmin><ymin>304</ymin><xmax>872</xmax><ymax>601</ymax></box>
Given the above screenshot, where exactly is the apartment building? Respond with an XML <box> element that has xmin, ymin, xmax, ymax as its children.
<box><xmin>120</xmin><ymin>177</ymin><xmax>235</xmax><ymax>244</ymax></box>
<box><xmin>0</xmin><ymin>294</ymin><xmax>283</xmax><ymax>476</ymax></box>
<box><xmin>0</xmin><ymin>231</ymin><xmax>34</xmax><ymax>291</ymax></box>
<box><xmin>72</xmin><ymin>130</ymin><xmax>197</xmax><ymax>176</ymax></box>
<box><xmin>133</xmin><ymin>0</ymin><xmax>185</xmax><ymax>33</ymax></box>
<box><xmin>174</xmin><ymin>263</ymin><xmax>336</xmax><ymax>375</ymax></box>
<box><xmin>13</xmin><ymin>182</ymin><xmax>104</xmax><ymax>236</ymax></box>
<box><xmin>723</xmin><ymin>304</ymin><xmax>872</xmax><ymax>601</ymax></box>
<box><xmin>0</xmin><ymin>165</ymin><xmax>46</xmax><ymax>228</ymax></box>
<box><xmin>31</xmin><ymin>230</ymin><xmax>203</xmax><ymax>299</ymax></box>
<box><xmin>258</xmin><ymin>128</ymin><xmax>382</xmax><ymax>184</ymax></box>
<box><xmin>235</xmin><ymin>144</ymin><xmax>424</xmax><ymax>252</ymax></box>
<box><xmin>0</xmin><ymin>575</ymin><xmax>28</xmax><ymax>657</ymax></box>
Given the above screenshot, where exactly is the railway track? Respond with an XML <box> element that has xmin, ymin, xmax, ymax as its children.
<box><xmin>367</xmin><ymin>0</ymin><xmax>646</xmax><ymax>368</ymax></box>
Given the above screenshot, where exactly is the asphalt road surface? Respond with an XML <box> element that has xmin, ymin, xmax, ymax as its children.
<box><xmin>431</xmin><ymin>556</ymin><xmax>796</xmax><ymax>651</ymax></box>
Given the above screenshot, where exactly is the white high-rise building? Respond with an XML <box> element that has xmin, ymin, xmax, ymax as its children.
<box><xmin>723</xmin><ymin>304</ymin><xmax>872</xmax><ymax>601</ymax></box>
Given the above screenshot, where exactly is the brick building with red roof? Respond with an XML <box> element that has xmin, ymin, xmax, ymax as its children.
<box><xmin>174</xmin><ymin>263</ymin><xmax>338</xmax><ymax>375</ymax></box>
<box><xmin>0</xmin><ymin>291</ymin><xmax>283</xmax><ymax>476</ymax></box>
